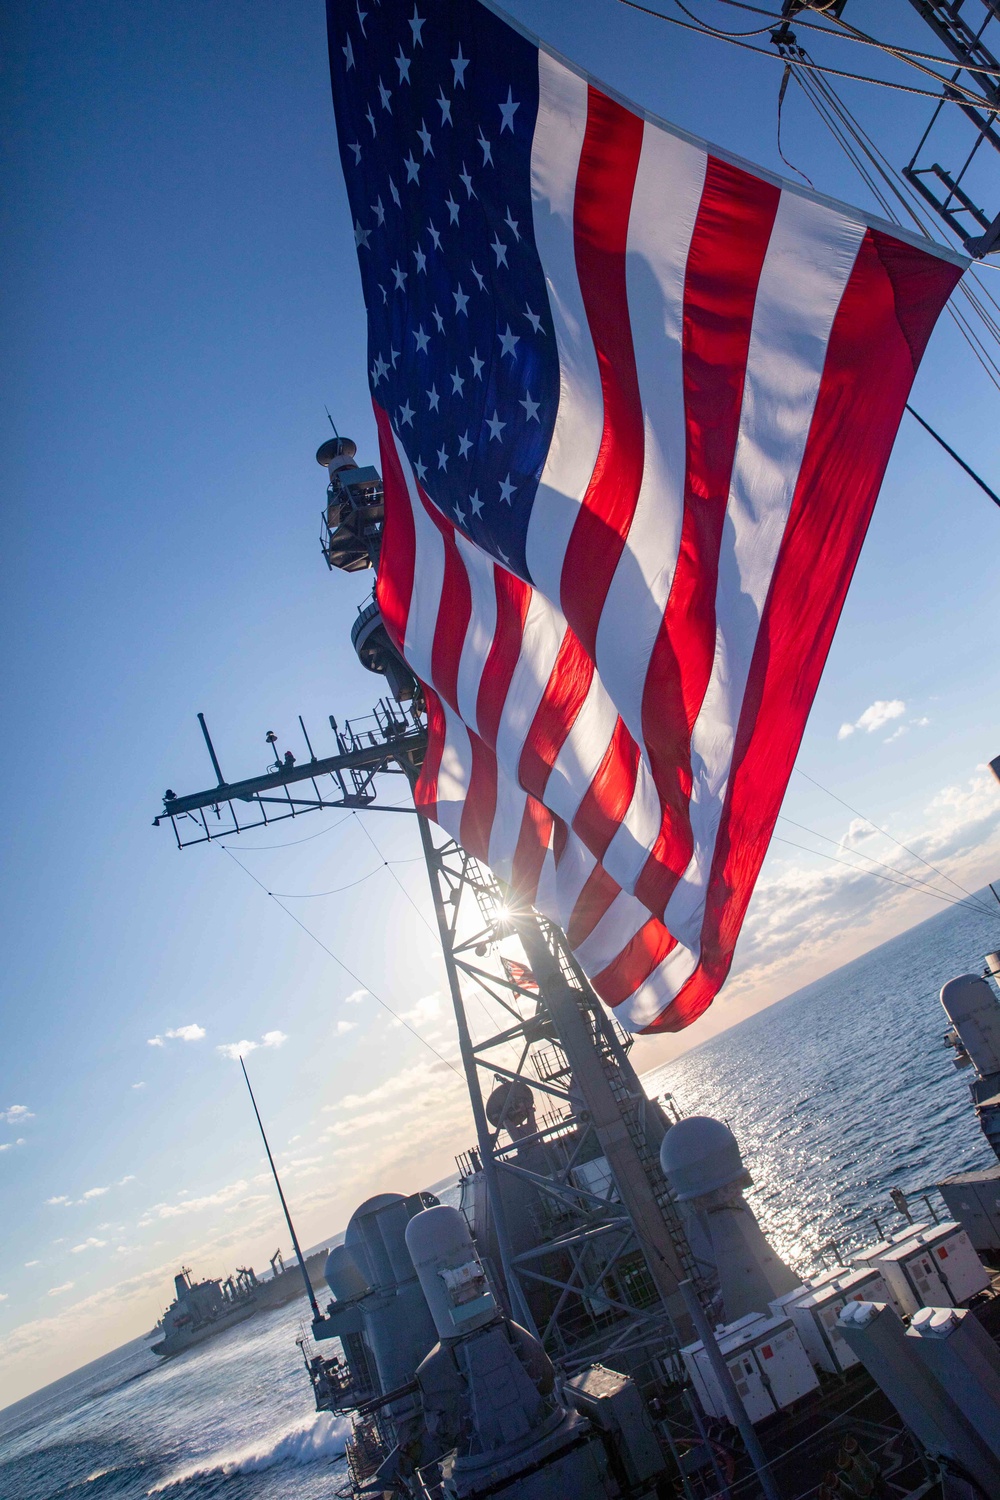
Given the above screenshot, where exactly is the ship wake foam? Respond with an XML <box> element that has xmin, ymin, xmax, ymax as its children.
<box><xmin>148</xmin><ymin>1411</ymin><xmax>351</xmax><ymax>1492</ymax></box>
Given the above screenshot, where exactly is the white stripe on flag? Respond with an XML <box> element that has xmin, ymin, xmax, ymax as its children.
<box><xmin>453</xmin><ymin>530</ymin><xmax>499</xmax><ymax>736</ymax></box>
<box><xmin>434</xmin><ymin>702</ymin><xmax>475</xmax><ymax>843</ymax></box>
<box><xmin>595</xmin><ymin>120</ymin><xmax>707</xmax><ymax>751</ymax></box>
<box><xmin>397</xmin><ymin>437</ymin><xmax>446</xmax><ymax>683</ymax></box>
<box><xmin>526</xmin><ymin>50</ymin><xmax>603</xmax><ymax>605</ymax></box>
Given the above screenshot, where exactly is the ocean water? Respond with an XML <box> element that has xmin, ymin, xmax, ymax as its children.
<box><xmin>0</xmin><ymin>1300</ymin><xmax>351</xmax><ymax>1500</ymax></box>
<box><xmin>645</xmin><ymin>889</ymin><xmax>1000</xmax><ymax>1276</ymax></box>
<box><xmin>2</xmin><ymin>891</ymin><xmax>998</xmax><ymax>1498</ymax></box>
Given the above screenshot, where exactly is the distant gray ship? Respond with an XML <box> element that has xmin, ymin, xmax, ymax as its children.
<box><xmin>150</xmin><ymin>1267</ymin><xmax>257</xmax><ymax>1358</ymax></box>
<box><xmin>150</xmin><ymin>1250</ymin><xmax>331</xmax><ymax>1358</ymax></box>
<box><xmin>249</xmin><ymin>1246</ymin><xmax>330</xmax><ymax>1313</ymax></box>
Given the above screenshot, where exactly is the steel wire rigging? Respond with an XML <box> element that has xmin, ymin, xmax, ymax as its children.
<box><xmin>615</xmin><ymin>0</ymin><xmax>1000</xmax><ymax>105</ymax></box>
<box><xmin>773</xmin><ymin>30</ymin><xmax>1000</xmax><ymax>393</ymax></box>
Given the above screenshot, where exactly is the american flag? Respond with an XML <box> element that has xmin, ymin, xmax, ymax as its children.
<box><xmin>326</xmin><ymin>0</ymin><xmax>963</xmax><ymax>1032</ymax></box>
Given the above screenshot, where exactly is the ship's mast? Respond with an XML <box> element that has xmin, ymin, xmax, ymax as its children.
<box><xmin>153</xmin><ymin>436</ymin><xmax>707</xmax><ymax>1372</ymax></box>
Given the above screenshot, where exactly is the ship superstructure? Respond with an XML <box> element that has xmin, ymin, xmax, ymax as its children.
<box><xmin>153</xmin><ymin>434</ymin><xmax>1000</xmax><ymax>1497</ymax></box>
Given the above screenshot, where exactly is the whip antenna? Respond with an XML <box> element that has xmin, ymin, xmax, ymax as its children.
<box><xmin>240</xmin><ymin>1056</ymin><xmax>322</xmax><ymax>1322</ymax></box>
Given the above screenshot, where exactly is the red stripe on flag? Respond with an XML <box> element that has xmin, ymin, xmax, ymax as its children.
<box><xmin>511</xmin><ymin>794</ymin><xmax>553</xmax><ymax>903</ymax></box>
<box><xmin>414</xmin><ymin>684</ymin><xmax>448</xmax><ymax>820</ymax></box>
<box><xmin>590</xmin><ymin>917</ymin><xmax>677</xmax><ymax>1008</ymax></box>
<box><xmin>460</xmin><ymin>728</ymin><xmax>498</xmax><ymax>865</ymax></box>
<box><xmin>421</xmin><ymin>495</ymin><xmax>472</xmax><ymax>715</ymax></box>
<box><xmin>477</xmin><ymin>567</ymin><xmax>531</xmax><ymax>750</ymax></box>
<box><xmin>561</xmin><ymin>88</ymin><xmax>646</xmax><ymax>661</ymax></box>
<box><xmin>641</xmin><ymin>228</ymin><xmax>962</xmax><ymax>1033</ymax></box>
<box><xmin>566</xmin><ymin>862</ymin><xmax>621</xmax><ymax>948</ymax></box>
<box><xmin>518</xmin><ymin>629</ymin><xmax>594</xmax><ymax>801</ymax></box>
<box><xmin>636</xmin><ymin>158</ymin><xmax>781</xmax><ymax>917</ymax></box>
<box><xmin>572</xmin><ymin>714</ymin><xmax>641</xmax><ymax>858</ymax></box>
<box><xmin>372</xmin><ymin>402</ymin><xmax>416</xmax><ymax>654</ymax></box>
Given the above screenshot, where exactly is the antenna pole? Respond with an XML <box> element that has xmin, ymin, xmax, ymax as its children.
<box><xmin>906</xmin><ymin>405</ymin><xmax>1000</xmax><ymax>511</ymax></box>
<box><xmin>197</xmin><ymin>713</ymin><xmax>226</xmax><ymax>788</ymax></box>
<box><xmin>240</xmin><ymin>1056</ymin><xmax>322</xmax><ymax>1322</ymax></box>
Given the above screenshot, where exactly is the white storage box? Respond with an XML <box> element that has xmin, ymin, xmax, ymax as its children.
<box><xmin>788</xmin><ymin>1268</ymin><xmax>892</xmax><ymax>1374</ymax></box>
<box><xmin>768</xmin><ymin>1284</ymin><xmax>812</xmax><ymax>1320</ymax></box>
<box><xmin>852</xmin><ymin>1223</ymin><xmax>930</xmax><ymax>1275</ymax></box>
<box><xmin>908</xmin><ymin>1221</ymin><xmax>990</xmax><ymax>1304</ymax></box>
<box><xmin>880</xmin><ymin>1239</ymin><xmax>950</xmax><ymax>1316</ymax></box>
<box><xmin>682</xmin><ymin>1314</ymin><xmax>819</xmax><ymax>1425</ymax></box>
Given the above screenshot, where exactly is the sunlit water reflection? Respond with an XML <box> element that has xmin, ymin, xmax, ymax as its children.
<box><xmin>644</xmin><ymin>892</ymin><xmax>1000</xmax><ymax>1277</ymax></box>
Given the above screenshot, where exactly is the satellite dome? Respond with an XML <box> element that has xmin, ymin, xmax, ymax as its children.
<box><xmin>659</xmin><ymin>1115</ymin><xmax>745</xmax><ymax>1201</ymax></box>
<box><xmin>485</xmin><ymin>1077</ymin><xmax>534</xmax><ymax>1130</ymax></box>
<box><xmin>324</xmin><ymin>1243</ymin><xmax>369</xmax><ymax>1302</ymax></box>
<box><xmin>316</xmin><ymin>436</ymin><xmax>357</xmax><ymax>467</ymax></box>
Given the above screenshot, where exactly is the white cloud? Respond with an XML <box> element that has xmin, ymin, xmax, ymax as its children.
<box><xmin>137</xmin><ymin>1177</ymin><xmax>250</xmax><ymax>1224</ymax></box>
<box><xmin>218</xmin><ymin>1029</ymin><xmax>287</xmax><ymax>1059</ymax></box>
<box><xmin>885</xmin><ymin>725</ymin><xmax>908</xmax><ymax>743</ymax></box>
<box><xmin>396</xmin><ymin>992</ymin><xmax>442</xmax><ymax>1027</ymax></box>
<box><xmin>334</xmin><ymin>1020</ymin><xmax>357</xmax><ymax>1036</ymax></box>
<box><xmin>24</xmin><ymin>1261</ymin><xmax>39</xmax><ymax>1268</ymax></box>
<box><xmin>320</xmin><ymin>1110</ymin><xmax>386</xmax><ymax>1140</ymax></box>
<box><xmin>82</xmin><ymin>1186</ymin><xmax>109</xmax><ymax>1201</ymax></box>
<box><xmin>45</xmin><ymin>1196</ymin><xmax>71</xmax><ymax>1207</ymax></box>
<box><xmin>343</xmin><ymin>988</ymin><xmax>370</xmax><ymax>1004</ymax></box>
<box><xmin>2</xmin><ymin>1105</ymin><xmax>33</xmax><ymax>1125</ymax></box>
<box><xmin>71</xmin><ymin>1238</ymin><xmax>107</xmax><ymax>1254</ymax></box>
<box><xmin>838</xmin><ymin>699</ymin><xmax>906</xmax><ymax>739</ymax></box>
<box><xmin>131</xmin><ymin>1082</ymin><xmax>146</xmax><ymax>1090</ymax></box>
<box><xmin>323</xmin><ymin>1059</ymin><xmax>463</xmax><ymax>1121</ymax></box>
<box><xmin>217</xmin><ymin>1040</ymin><xmax>256</xmax><ymax>1061</ymax></box>
<box><xmin>118</xmin><ymin>1175</ymin><xmax>135</xmax><ymax>1186</ymax></box>
<box><xmin>47</xmin><ymin>1283</ymin><xmax>74</xmax><ymax>1297</ymax></box>
<box><xmin>0</xmin><ymin>1293</ymin><xmax>6</xmax><ymax>1303</ymax></box>
<box><xmin>147</xmin><ymin>1024</ymin><xmax>205</xmax><ymax>1047</ymax></box>
<box><xmin>838</xmin><ymin>818</ymin><xmax>880</xmax><ymax>852</ymax></box>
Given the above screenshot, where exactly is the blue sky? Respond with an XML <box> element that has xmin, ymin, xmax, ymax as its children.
<box><xmin>2</xmin><ymin>0</ymin><xmax>999</xmax><ymax>1406</ymax></box>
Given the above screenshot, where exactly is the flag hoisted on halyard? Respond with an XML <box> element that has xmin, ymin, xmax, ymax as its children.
<box><xmin>325</xmin><ymin>0</ymin><xmax>964</xmax><ymax>1033</ymax></box>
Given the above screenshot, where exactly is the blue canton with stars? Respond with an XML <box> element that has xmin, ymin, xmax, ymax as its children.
<box><xmin>327</xmin><ymin>0</ymin><xmax>558</xmax><ymax>580</ymax></box>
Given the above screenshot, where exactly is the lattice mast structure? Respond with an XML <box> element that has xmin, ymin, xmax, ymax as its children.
<box><xmin>154</xmin><ymin>435</ymin><xmax>706</xmax><ymax>1378</ymax></box>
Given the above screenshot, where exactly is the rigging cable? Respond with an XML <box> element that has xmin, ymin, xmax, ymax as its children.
<box><xmin>781</xmin><ymin>45</ymin><xmax>1000</xmax><ymax>380</ymax></box>
<box><xmin>775</xmin><ymin>815</ymin><xmax>996</xmax><ymax>917</ymax></box>
<box><xmin>219</xmin><ymin>843</ymin><xmax>463</xmax><ymax>1077</ymax></box>
<box><xmin>776</xmin><ymin>60</ymin><xmax>815</xmax><ymax>184</ymax></box>
<box><xmin>352</xmin><ymin>813</ymin><xmax>511</xmax><ymax>1044</ymax></box>
<box><xmin>770</xmin><ymin>835</ymin><xmax>998</xmax><ymax>915</ymax></box>
<box><xmin>227</xmin><ymin>799</ymin><xmax>415</xmax><ymax>851</ymax></box>
<box><xmin>656</xmin><ymin>0</ymin><xmax>1000</xmax><ymax>82</ymax></box>
<box><xmin>793</xmin><ymin>767</ymin><xmax>994</xmax><ymax>911</ymax></box>
<box><xmin>614</xmin><ymin>0</ymin><xmax>1000</xmax><ymax>106</ymax></box>
<box><xmin>267</xmin><ymin>855</ymin><xmax>425</xmax><ymax>899</ymax></box>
